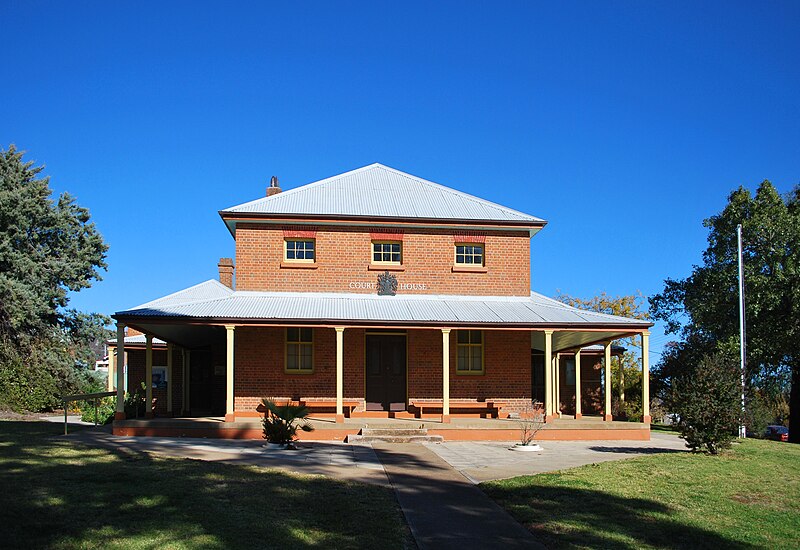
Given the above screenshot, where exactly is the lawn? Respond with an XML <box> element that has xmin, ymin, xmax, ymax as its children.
<box><xmin>483</xmin><ymin>438</ymin><xmax>800</xmax><ymax>549</ymax></box>
<box><xmin>0</xmin><ymin>420</ymin><xmax>411</xmax><ymax>549</ymax></box>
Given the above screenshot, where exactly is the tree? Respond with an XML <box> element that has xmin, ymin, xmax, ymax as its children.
<box><xmin>0</xmin><ymin>145</ymin><xmax>110</xmax><ymax>411</ymax></box>
<box><xmin>672</xmin><ymin>349</ymin><xmax>741</xmax><ymax>454</ymax></box>
<box><xmin>650</xmin><ymin>181</ymin><xmax>800</xmax><ymax>442</ymax></box>
<box><xmin>556</xmin><ymin>292</ymin><xmax>650</xmax><ymax>420</ymax></box>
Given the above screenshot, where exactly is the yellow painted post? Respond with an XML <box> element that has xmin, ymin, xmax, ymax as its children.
<box><xmin>184</xmin><ymin>349</ymin><xmax>191</xmax><ymax>414</ymax></box>
<box><xmin>604</xmin><ymin>342</ymin><xmax>612</xmax><ymax>421</ymax></box>
<box><xmin>555</xmin><ymin>353</ymin><xmax>561</xmax><ymax>417</ymax></box>
<box><xmin>115</xmin><ymin>323</ymin><xmax>126</xmax><ymax>420</ymax></box>
<box><xmin>544</xmin><ymin>330</ymin><xmax>553</xmax><ymax>420</ymax></box>
<box><xmin>107</xmin><ymin>347</ymin><xmax>116</xmax><ymax>392</ymax></box>
<box><xmin>225</xmin><ymin>325</ymin><xmax>235</xmax><ymax>422</ymax></box>
<box><xmin>619</xmin><ymin>351</ymin><xmax>625</xmax><ymax>408</ymax></box>
<box><xmin>335</xmin><ymin>327</ymin><xmax>345</xmax><ymax>423</ymax></box>
<box><xmin>642</xmin><ymin>331</ymin><xmax>651</xmax><ymax>424</ymax></box>
<box><xmin>574</xmin><ymin>349</ymin><xmax>582</xmax><ymax>419</ymax></box>
<box><xmin>145</xmin><ymin>334</ymin><xmax>153</xmax><ymax>418</ymax></box>
<box><xmin>442</xmin><ymin>329</ymin><xmax>451</xmax><ymax>423</ymax></box>
<box><xmin>166</xmin><ymin>343</ymin><xmax>173</xmax><ymax>414</ymax></box>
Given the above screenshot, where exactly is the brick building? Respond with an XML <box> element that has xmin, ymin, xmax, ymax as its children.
<box><xmin>111</xmin><ymin>164</ymin><xmax>651</xmax><ymax>436</ymax></box>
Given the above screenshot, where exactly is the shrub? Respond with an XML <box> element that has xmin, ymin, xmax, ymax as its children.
<box><xmin>671</xmin><ymin>351</ymin><xmax>741</xmax><ymax>454</ymax></box>
<box><xmin>261</xmin><ymin>398</ymin><xmax>314</xmax><ymax>445</ymax></box>
<box><xmin>79</xmin><ymin>397</ymin><xmax>115</xmax><ymax>424</ymax></box>
<box><xmin>0</xmin><ymin>355</ymin><xmax>60</xmax><ymax>412</ymax></box>
<box><xmin>125</xmin><ymin>382</ymin><xmax>147</xmax><ymax>418</ymax></box>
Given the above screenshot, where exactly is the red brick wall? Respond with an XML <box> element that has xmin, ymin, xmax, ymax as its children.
<box><xmin>234</xmin><ymin>225</ymin><xmax>530</xmax><ymax>296</ymax></box>
<box><xmin>407</xmin><ymin>329</ymin><xmax>532</xmax><ymax>413</ymax></box>
<box><xmin>127</xmin><ymin>347</ymin><xmax>184</xmax><ymax>417</ymax></box>
<box><xmin>232</xmin><ymin>328</ymin><xmax>532</xmax><ymax>415</ymax></box>
<box><xmin>233</xmin><ymin>326</ymin><xmax>366</xmax><ymax>414</ymax></box>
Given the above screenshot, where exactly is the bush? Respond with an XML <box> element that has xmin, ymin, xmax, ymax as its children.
<box><xmin>261</xmin><ymin>398</ymin><xmax>314</xmax><ymax>445</ymax></box>
<box><xmin>744</xmin><ymin>390</ymin><xmax>774</xmax><ymax>438</ymax></box>
<box><xmin>125</xmin><ymin>382</ymin><xmax>148</xmax><ymax>418</ymax></box>
<box><xmin>671</xmin><ymin>351</ymin><xmax>741</xmax><ymax>454</ymax></box>
<box><xmin>79</xmin><ymin>397</ymin><xmax>115</xmax><ymax>424</ymax></box>
<box><xmin>0</xmin><ymin>355</ymin><xmax>60</xmax><ymax>412</ymax></box>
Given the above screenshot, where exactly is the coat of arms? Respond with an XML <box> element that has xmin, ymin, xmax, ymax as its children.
<box><xmin>377</xmin><ymin>270</ymin><xmax>398</xmax><ymax>296</ymax></box>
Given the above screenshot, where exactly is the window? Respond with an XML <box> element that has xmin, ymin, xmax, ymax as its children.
<box><xmin>455</xmin><ymin>244</ymin><xmax>484</xmax><ymax>266</ymax></box>
<box><xmin>372</xmin><ymin>241</ymin><xmax>402</xmax><ymax>264</ymax></box>
<box><xmin>456</xmin><ymin>330</ymin><xmax>484</xmax><ymax>374</ymax></box>
<box><xmin>565</xmin><ymin>358</ymin><xmax>576</xmax><ymax>385</ymax></box>
<box><xmin>286</xmin><ymin>328</ymin><xmax>313</xmax><ymax>372</ymax></box>
<box><xmin>285</xmin><ymin>239</ymin><xmax>315</xmax><ymax>262</ymax></box>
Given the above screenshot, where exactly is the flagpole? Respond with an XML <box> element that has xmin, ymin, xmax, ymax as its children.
<box><xmin>737</xmin><ymin>224</ymin><xmax>747</xmax><ymax>438</ymax></box>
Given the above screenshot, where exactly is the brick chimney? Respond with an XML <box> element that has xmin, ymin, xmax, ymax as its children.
<box><xmin>218</xmin><ymin>258</ymin><xmax>234</xmax><ymax>288</ymax></box>
<box><xmin>267</xmin><ymin>175</ymin><xmax>282</xmax><ymax>197</ymax></box>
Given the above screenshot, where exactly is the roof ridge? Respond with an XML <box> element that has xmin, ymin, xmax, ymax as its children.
<box><xmin>220</xmin><ymin>163</ymin><xmax>384</xmax><ymax>213</ymax></box>
<box><xmin>373</xmin><ymin>164</ymin><xmax>543</xmax><ymax>222</ymax></box>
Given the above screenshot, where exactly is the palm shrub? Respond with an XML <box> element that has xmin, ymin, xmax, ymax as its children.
<box><xmin>124</xmin><ymin>382</ymin><xmax>148</xmax><ymax>418</ymax></box>
<box><xmin>671</xmin><ymin>350</ymin><xmax>741</xmax><ymax>454</ymax></box>
<box><xmin>261</xmin><ymin>398</ymin><xmax>314</xmax><ymax>445</ymax></box>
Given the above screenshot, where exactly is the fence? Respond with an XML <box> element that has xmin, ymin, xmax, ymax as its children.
<box><xmin>61</xmin><ymin>391</ymin><xmax>116</xmax><ymax>435</ymax></box>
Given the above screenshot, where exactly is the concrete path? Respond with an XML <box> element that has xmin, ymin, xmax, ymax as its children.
<box><xmin>374</xmin><ymin>443</ymin><xmax>544</xmax><ymax>550</ymax></box>
<box><xmin>66</xmin><ymin>430</ymin><xmax>389</xmax><ymax>486</ymax></box>
<box><xmin>425</xmin><ymin>432</ymin><xmax>687</xmax><ymax>483</ymax></box>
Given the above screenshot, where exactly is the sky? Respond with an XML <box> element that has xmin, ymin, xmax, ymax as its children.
<box><xmin>2</xmin><ymin>1</ymin><xmax>799</xmax><ymax>362</ymax></box>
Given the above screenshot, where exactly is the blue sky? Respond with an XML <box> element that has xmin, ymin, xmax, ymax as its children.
<box><xmin>2</xmin><ymin>1</ymin><xmax>798</xmax><ymax>360</ymax></box>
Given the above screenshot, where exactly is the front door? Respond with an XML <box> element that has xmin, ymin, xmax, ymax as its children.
<box><xmin>365</xmin><ymin>333</ymin><xmax>407</xmax><ymax>411</ymax></box>
<box><xmin>189</xmin><ymin>350</ymin><xmax>214</xmax><ymax>416</ymax></box>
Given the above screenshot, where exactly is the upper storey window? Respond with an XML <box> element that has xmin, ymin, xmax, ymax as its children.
<box><xmin>372</xmin><ymin>241</ymin><xmax>402</xmax><ymax>264</ymax></box>
<box><xmin>455</xmin><ymin>244</ymin><xmax>484</xmax><ymax>266</ymax></box>
<box><xmin>285</xmin><ymin>239</ymin><xmax>315</xmax><ymax>262</ymax></box>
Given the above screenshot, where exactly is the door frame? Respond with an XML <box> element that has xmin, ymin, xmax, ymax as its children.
<box><xmin>364</xmin><ymin>330</ymin><xmax>408</xmax><ymax>410</ymax></box>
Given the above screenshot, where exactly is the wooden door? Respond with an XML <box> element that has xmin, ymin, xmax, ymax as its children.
<box><xmin>365</xmin><ymin>334</ymin><xmax>407</xmax><ymax>411</ymax></box>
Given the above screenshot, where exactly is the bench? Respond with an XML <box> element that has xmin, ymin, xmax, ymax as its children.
<box><xmin>258</xmin><ymin>399</ymin><xmax>360</xmax><ymax>418</ymax></box>
<box><xmin>300</xmin><ymin>400</ymin><xmax>361</xmax><ymax>418</ymax></box>
<box><xmin>409</xmin><ymin>400</ymin><xmax>507</xmax><ymax>419</ymax></box>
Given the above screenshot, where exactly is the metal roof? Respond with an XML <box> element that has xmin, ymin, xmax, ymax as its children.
<box><xmin>220</xmin><ymin>163</ymin><xmax>545</xmax><ymax>225</ymax></box>
<box><xmin>129</xmin><ymin>280</ymin><xmax>233</xmax><ymax>311</ymax></box>
<box><xmin>108</xmin><ymin>335</ymin><xmax>166</xmax><ymax>345</ymax></box>
<box><xmin>116</xmin><ymin>280</ymin><xmax>650</xmax><ymax>329</ymax></box>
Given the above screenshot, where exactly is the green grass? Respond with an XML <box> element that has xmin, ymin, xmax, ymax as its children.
<box><xmin>483</xmin><ymin>438</ymin><xmax>800</xmax><ymax>549</ymax></box>
<box><xmin>0</xmin><ymin>421</ymin><xmax>411</xmax><ymax>549</ymax></box>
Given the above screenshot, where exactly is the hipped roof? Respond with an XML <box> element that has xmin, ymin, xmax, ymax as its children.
<box><xmin>220</xmin><ymin>163</ymin><xmax>545</xmax><ymax>234</ymax></box>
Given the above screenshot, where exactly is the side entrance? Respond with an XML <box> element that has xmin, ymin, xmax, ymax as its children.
<box><xmin>365</xmin><ymin>332</ymin><xmax>407</xmax><ymax>411</ymax></box>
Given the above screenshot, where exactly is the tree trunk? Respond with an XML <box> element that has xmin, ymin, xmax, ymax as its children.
<box><xmin>790</xmin><ymin>363</ymin><xmax>800</xmax><ymax>444</ymax></box>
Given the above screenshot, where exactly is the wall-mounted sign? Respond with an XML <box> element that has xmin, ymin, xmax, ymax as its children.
<box><xmin>152</xmin><ymin>367</ymin><xmax>167</xmax><ymax>389</ymax></box>
<box><xmin>348</xmin><ymin>281</ymin><xmax>429</xmax><ymax>291</ymax></box>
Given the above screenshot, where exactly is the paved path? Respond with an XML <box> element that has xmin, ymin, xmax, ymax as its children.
<box><xmin>425</xmin><ymin>432</ymin><xmax>687</xmax><ymax>483</ymax></box>
<box><xmin>374</xmin><ymin>443</ymin><xmax>544</xmax><ymax>550</ymax></box>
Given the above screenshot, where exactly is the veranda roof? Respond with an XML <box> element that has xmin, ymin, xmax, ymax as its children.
<box><xmin>114</xmin><ymin>280</ymin><xmax>651</xmax><ymax>352</ymax></box>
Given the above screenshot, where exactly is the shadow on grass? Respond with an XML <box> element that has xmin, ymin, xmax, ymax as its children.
<box><xmin>586</xmin><ymin>446</ymin><xmax>684</xmax><ymax>455</ymax></box>
<box><xmin>0</xmin><ymin>421</ymin><xmax>410</xmax><ymax>549</ymax></box>
<box><xmin>482</xmin><ymin>480</ymin><xmax>758</xmax><ymax>550</ymax></box>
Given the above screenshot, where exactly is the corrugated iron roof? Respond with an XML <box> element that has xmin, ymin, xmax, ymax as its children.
<box><xmin>129</xmin><ymin>279</ymin><xmax>233</xmax><ymax>311</ymax></box>
<box><xmin>220</xmin><ymin>163</ymin><xmax>544</xmax><ymax>224</ymax></box>
<box><xmin>116</xmin><ymin>280</ymin><xmax>650</xmax><ymax>328</ymax></box>
<box><xmin>108</xmin><ymin>335</ymin><xmax>166</xmax><ymax>345</ymax></box>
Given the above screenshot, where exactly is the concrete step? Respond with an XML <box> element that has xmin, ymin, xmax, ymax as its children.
<box><xmin>347</xmin><ymin>434</ymin><xmax>444</xmax><ymax>444</ymax></box>
<box><xmin>361</xmin><ymin>428</ymin><xmax>428</xmax><ymax>437</ymax></box>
